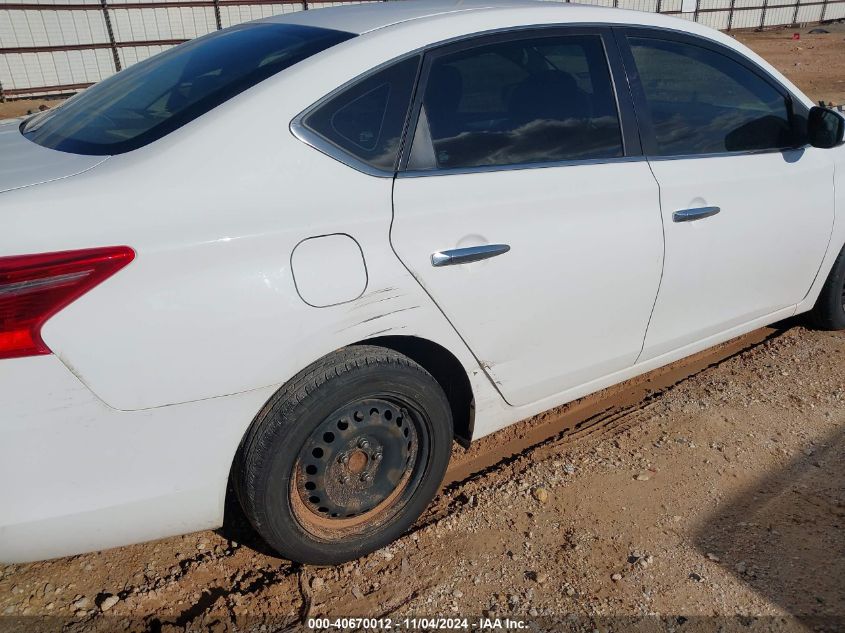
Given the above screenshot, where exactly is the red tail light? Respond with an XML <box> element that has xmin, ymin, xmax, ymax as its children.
<box><xmin>0</xmin><ymin>246</ymin><xmax>135</xmax><ymax>360</ymax></box>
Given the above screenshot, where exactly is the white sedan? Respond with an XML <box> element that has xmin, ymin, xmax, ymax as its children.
<box><xmin>1</xmin><ymin>0</ymin><xmax>843</xmax><ymax>565</ymax></box>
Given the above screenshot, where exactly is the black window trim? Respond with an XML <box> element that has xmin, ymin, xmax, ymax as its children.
<box><xmin>612</xmin><ymin>25</ymin><xmax>810</xmax><ymax>161</ymax></box>
<box><xmin>397</xmin><ymin>25</ymin><xmax>641</xmax><ymax>178</ymax></box>
<box><xmin>291</xmin><ymin>22</ymin><xmax>808</xmax><ymax>177</ymax></box>
<box><xmin>291</xmin><ymin>23</ymin><xmax>644</xmax><ymax>178</ymax></box>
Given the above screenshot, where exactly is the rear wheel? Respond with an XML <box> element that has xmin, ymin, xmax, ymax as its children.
<box><xmin>807</xmin><ymin>244</ymin><xmax>845</xmax><ymax>331</ymax></box>
<box><xmin>235</xmin><ymin>345</ymin><xmax>452</xmax><ymax>564</ymax></box>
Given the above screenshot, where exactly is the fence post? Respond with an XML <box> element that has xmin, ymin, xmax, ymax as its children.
<box><xmin>302</xmin><ymin>0</ymin><xmax>308</xmax><ymax>10</ymax></box>
<box><xmin>213</xmin><ymin>0</ymin><xmax>222</xmax><ymax>29</ymax></box>
<box><xmin>820</xmin><ymin>0</ymin><xmax>829</xmax><ymax>20</ymax></box>
<box><xmin>790</xmin><ymin>0</ymin><xmax>800</xmax><ymax>26</ymax></box>
<box><xmin>100</xmin><ymin>0</ymin><xmax>122</xmax><ymax>72</ymax></box>
<box><xmin>727</xmin><ymin>0</ymin><xmax>736</xmax><ymax>29</ymax></box>
<box><xmin>656</xmin><ymin>0</ymin><xmax>662</xmax><ymax>13</ymax></box>
<box><xmin>0</xmin><ymin>80</ymin><xmax>5</xmax><ymax>103</ymax></box>
<box><xmin>759</xmin><ymin>0</ymin><xmax>769</xmax><ymax>29</ymax></box>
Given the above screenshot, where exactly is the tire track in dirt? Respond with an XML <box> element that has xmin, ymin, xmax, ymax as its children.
<box><xmin>420</xmin><ymin>326</ymin><xmax>785</xmax><ymax>525</ymax></box>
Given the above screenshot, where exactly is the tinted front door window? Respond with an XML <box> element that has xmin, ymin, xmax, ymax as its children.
<box><xmin>628</xmin><ymin>37</ymin><xmax>794</xmax><ymax>156</ymax></box>
<box><xmin>410</xmin><ymin>34</ymin><xmax>623</xmax><ymax>170</ymax></box>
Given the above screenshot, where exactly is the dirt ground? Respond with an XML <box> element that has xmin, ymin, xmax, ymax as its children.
<box><xmin>1</xmin><ymin>21</ymin><xmax>845</xmax><ymax>633</ymax></box>
<box><xmin>734</xmin><ymin>22</ymin><xmax>845</xmax><ymax>106</ymax></box>
<box><xmin>0</xmin><ymin>324</ymin><xmax>843</xmax><ymax>632</ymax></box>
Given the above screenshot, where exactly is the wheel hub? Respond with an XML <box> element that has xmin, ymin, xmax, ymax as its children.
<box><xmin>295</xmin><ymin>398</ymin><xmax>418</xmax><ymax>519</ymax></box>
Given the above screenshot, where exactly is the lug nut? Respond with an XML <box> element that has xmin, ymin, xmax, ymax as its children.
<box><xmin>340</xmin><ymin>474</ymin><xmax>350</xmax><ymax>483</ymax></box>
<box><xmin>360</xmin><ymin>473</ymin><xmax>371</xmax><ymax>482</ymax></box>
<box><xmin>373</xmin><ymin>452</ymin><xmax>383</xmax><ymax>462</ymax></box>
<box><xmin>339</xmin><ymin>454</ymin><xmax>349</xmax><ymax>465</ymax></box>
<box><xmin>358</xmin><ymin>438</ymin><xmax>370</xmax><ymax>449</ymax></box>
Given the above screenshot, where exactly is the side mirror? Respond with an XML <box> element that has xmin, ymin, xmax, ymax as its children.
<box><xmin>807</xmin><ymin>106</ymin><xmax>845</xmax><ymax>149</ymax></box>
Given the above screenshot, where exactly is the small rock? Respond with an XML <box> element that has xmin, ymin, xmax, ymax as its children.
<box><xmin>351</xmin><ymin>586</ymin><xmax>364</xmax><ymax>600</ymax></box>
<box><xmin>72</xmin><ymin>597</ymin><xmax>91</xmax><ymax>611</ymax></box>
<box><xmin>565</xmin><ymin>586</ymin><xmax>576</xmax><ymax>596</ymax></box>
<box><xmin>735</xmin><ymin>561</ymin><xmax>747</xmax><ymax>574</ymax></box>
<box><xmin>534</xmin><ymin>572</ymin><xmax>549</xmax><ymax>585</ymax></box>
<box><xmin>689</xmin><ymin>572</ymin><xmax>704</xmax><ymax>582</ymax></box>
<box><xmin>310</xmin><ymin>577</ymin><xmax>325</xmax><ymax>591</ymax></box>
<box><xmin>452</xmin><ymin>589</ymin><xmax>463</xmax><ymax>599</ymax></box>
<box><xmin>532</xmin><ymin>487</ymin><xmax>549</xmax><ymax>504</ymax></box>
<box><xmin>634</xmin><ymin>473</ymin><xmax>650</xmax><ymax>481</ymax></box>
<box><xmin>529</xmin><ymin>608</ymin><xmax>539</xmax><ymax>617</ymax></box>
<box><xmin>706</xmin><ymin>552</ymin><xmax>721</xmax><ymax>562</ymax></box>
<box><xmin>99</xmin><ymin>595</ymin><xmax>120</xmax><ymax>612</ymax></box>
<box><xmin>611</xmin><ymin>573</ymin><xmax>623</xmax><ymax>582</ymax></box>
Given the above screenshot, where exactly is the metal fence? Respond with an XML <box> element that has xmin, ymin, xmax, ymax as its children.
<box><xmin>1</xmin><ymin>0</ymin><xmax>843</xmax><ymax>99</ymax></box>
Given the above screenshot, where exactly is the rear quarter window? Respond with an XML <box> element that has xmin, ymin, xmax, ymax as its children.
<box><xmin>301</xmin><ymin>56</ymin><xmax>421</xmax><ymax>172</ymax></box>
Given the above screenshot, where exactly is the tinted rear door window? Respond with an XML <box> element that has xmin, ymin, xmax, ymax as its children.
<box><xmin>22</xmin><ymin>23</ymin><xmax>355</xmax><ymax>155</ymax></box>
<box><xmin>409</xmin><ymin>34</ymin><xmax>623</xmax><ymax>170</ymax></box>
<box><xmin>627</xmin><ymin>37</ymin><xmax>794</xmax><ymax>156</ymax></box>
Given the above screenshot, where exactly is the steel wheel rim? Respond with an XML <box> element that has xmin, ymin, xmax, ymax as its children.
<box><xmin>290</xmin><ymin>395</ymin><xmax>429</xmax><ymax>538</ymax></box>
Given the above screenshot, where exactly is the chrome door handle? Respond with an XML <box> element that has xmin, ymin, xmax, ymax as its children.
<box><xmin>673</xmin><ymin>206</ymin><xmax>721</xmax><ymax>222</ymax></box>
<box><xmin>431</xmin><ymin>244</ymin><xmax>510</xmax><ymax>267</ymax></box>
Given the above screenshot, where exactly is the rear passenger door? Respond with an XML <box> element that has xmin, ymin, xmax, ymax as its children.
<box><xmin>615</xmin><ymin>30</ymin><xmax>835</xmax><ymax>361</ymax></box>
<box><xmin>391</xmin><ymin>28</ymin><xmax>665</xmax><ymax>407</ymax></box>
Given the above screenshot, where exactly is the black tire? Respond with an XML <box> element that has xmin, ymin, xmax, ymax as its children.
<box><xmin>807</xmin><ymin>244</ymin><xmax>845</xmax><ymax>331</ymax></box>
<box><xmin>235</xmin><ymin>345</ymin><xmax>453</xmax><ymax>565</ymax></box>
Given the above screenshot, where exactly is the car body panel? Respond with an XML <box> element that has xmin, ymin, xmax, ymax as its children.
<box><xmin>392</xmin><ymin>161</ymin><xmax>664</xmax><ymax>407</ymax></box>
<box><xmin>795</xmin><ymin>139</ymin><xmax>845</xmax><ymax>312</ymax></box>
<box><xmin>0</xmin><ymin>354</ymin><xmax>278</xmax><ymax>563</ymax></box>
<box><xmin>0</xmin><ymin>118</ymin><xmax>108</xmax><ymax>194</ymax></box>
<box><xmin>640</xmin><ymin>148</ymin><xmax>835</xmax><ymax>360</ymax></box>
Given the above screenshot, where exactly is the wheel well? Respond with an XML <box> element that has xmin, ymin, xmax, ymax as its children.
<box><xmin>354</xmin><ymin>335</ymin><xmax>475</xmax><ymax>446</ymax></box>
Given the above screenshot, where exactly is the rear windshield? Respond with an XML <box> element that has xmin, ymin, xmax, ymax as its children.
<box><xmin>21</xmin><ymin>23</ymin><xmax>355</xmax><ymax>155</ymax></box>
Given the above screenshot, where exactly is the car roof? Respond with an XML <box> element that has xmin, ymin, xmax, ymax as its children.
<box><xmin>265</xmin><ymin>0</ymin><xmax>608</xmax><ymax>35</ymax></box>
<box><xmin>256</xmin><ymin>0</ymin><xmax>813</xmax><ymax>111</ymax></box>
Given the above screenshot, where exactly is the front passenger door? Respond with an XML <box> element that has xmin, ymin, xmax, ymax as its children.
<box><xmin>391</xmin><ymin>29</ymin><xmax>664</xmax><ymax>408</ymax></box>
<box><xmin>618</xmin><ymin>31</ymin><xmax>835</xmax><ymax>361</ymax></box>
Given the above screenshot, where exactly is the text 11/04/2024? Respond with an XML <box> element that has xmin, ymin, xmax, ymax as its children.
<box><xmin>306</xmin><ymin>617</ymin><xmax>529</xmax><ymax>630</ymax></box>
